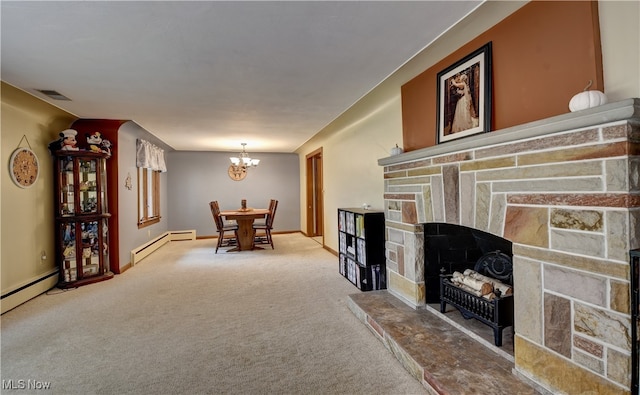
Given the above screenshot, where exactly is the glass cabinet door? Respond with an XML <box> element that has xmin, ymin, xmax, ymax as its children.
<box><xmin>98</xmin><ymin>158</ymin><xmax>108</xmax><ymax>213</ymax></box>
<box><xmin>59</xmin><ymin>157</ymin><xmax>76</xmax><ymax>216</ymax></box>
<box><xmin>78</xmin><ymin>158</ymin><xmax>99</xmax><ymax>214</ymax></box>
<box><xmin>79</xmin><ymin>219</ymin><xmax>108</xmax><ymax>277</ymax></box>
<box><xmin>59</xmin><ymin>218</ymin><xmax>109</xmax><ymax>284</ymax></box>
<box><xmin>61</xmin><ymin>221</ymin><xmax>77</xmax><ymax>282</ymax></box>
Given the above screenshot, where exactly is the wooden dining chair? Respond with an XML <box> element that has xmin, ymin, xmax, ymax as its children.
<box><xmin>254</xmin><ymin>199</ymin><xmax>278</xmax><ymax>249</ymax></box>
<box><xmin>253</xmin><ymin>199</ymin><xmax>275</xmax><ymax>227</ymax></box>
<box><xmin>209</xmin><ymin>201</ymin><xmax>238</xmax><ymax>253</ymax></box>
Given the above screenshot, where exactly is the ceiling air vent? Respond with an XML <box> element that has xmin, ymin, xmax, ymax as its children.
<box><xmin>36</xmin><ymin>89</ymin><xmax>71</xmax><ymax>101</ymax></box>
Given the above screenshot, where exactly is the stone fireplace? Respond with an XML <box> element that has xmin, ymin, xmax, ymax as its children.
<box><xmin>379</xmin><ymin>99</ymin><xmax>640</xmax><ymax>394</ymax></box>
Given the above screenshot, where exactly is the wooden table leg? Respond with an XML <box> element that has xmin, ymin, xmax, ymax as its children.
<box><xmin>235</xmin><ymin>218</ymin><xmax>256</xmax><ymax>251</ymax></box>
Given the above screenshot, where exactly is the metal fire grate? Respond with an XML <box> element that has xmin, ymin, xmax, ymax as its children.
<box><xmin>440</xmin><ymin>251</ymin><xmax>514</xmax><ymax>347</ymax></box>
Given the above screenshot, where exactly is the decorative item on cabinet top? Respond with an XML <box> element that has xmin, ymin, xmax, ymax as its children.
<box><xmin>48</xmin><ymin>128</ymin><xmax>113</xmax><ymax>155</ymax></box>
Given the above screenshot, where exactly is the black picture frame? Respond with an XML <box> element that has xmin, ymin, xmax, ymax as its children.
<box><xmin>436</xmin><ymin>42</ymin><xmax>492</xmax><ymax>144</ymax></box>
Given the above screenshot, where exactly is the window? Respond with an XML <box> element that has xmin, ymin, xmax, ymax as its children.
<box><xmin>136</xmin><ymin>139</ymin><xmax>166</xmax><ymax>228</ymax></box>
<box><xmin>138</xmin><ymin>167</ymin><xmax>160</xmax><ymax>228</ymax></box>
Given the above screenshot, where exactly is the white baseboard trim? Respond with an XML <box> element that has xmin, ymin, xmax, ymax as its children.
<box><xmin>130</xmin><ymin>230</ymin><xmax>196</xmax><ymax>266</ymax></box>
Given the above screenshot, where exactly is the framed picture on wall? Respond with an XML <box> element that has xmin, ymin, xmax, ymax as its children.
<box><xmin>436</xmin><ymin>42</ymin><xmax>492</xmax><ymax>144</ymax></box>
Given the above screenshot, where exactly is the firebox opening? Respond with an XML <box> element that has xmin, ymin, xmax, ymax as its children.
<box><xmin>423</xmin><ymin>223</ymin><xmax>513</xmax><ymax>303</ymax></box>
<box><xmin>424</xmin><ymin>223</ymin><xmax>515</xmax><ymax>350</ymax></box>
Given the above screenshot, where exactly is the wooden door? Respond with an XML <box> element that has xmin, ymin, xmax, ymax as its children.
<box><xmin>305</xmin><ymin>148</ymin><xmax>323</xmax><ymax>238</ymax></box>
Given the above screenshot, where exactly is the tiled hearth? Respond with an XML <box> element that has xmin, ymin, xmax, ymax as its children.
<box><xmin>377</xmin><ymin>99</ymin><xmax>640</xmax><ymax>394</ymax></box>
<box><xmin>348</xmin><ymin>291</ymin><xmax>540</xmax><ymax>394</ymax></box>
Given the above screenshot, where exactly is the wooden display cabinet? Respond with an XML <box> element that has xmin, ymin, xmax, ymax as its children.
<box><xmin>53</xmin><ymin>151</ymin><xmax>113</xmax><ymax>288</ymax></box>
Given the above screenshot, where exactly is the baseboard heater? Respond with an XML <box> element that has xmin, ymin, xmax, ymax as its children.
<box><xmin>130</xmin><ymin>230</ymin><xmax>196</xmax><ymax>266</ymax></box>
<box><xmin>1</xmin><ymin>269</ymin><xmax>59</xmax><ymax>300</ymax></box>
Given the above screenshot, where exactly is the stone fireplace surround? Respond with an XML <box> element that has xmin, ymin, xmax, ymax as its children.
<box><xmin>378</xmin><ymin>99</ymin><xmax>640</xmax><ymax>394</ymax></box>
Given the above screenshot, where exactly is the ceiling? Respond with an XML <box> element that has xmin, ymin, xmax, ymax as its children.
<box><xmin>1</xmin><ymin>1</ymin><xmax>481</xmax><ymax>153</ymax></box>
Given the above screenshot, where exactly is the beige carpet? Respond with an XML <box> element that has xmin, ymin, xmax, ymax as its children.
<box><xmin>1</xmin><ymin>233</ymin><xmax>427</xmax><ymax>395</ymax></box>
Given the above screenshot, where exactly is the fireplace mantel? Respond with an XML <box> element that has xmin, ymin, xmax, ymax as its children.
<box><xmin>379</xmin><ymin>98</ymin><xmax>640</xmax><ymax>166</ymax></box>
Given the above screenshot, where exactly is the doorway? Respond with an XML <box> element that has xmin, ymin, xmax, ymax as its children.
<box><xmin>306</xmin><ymin>148</ymin><xmax>323</xmax><ymax>242</ymax></box>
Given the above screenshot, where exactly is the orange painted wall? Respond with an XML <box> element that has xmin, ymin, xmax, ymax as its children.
<box><xmin>402</xmin><ymin>1</ymin><xmax>603</xmax><ymax>151</ymax></box>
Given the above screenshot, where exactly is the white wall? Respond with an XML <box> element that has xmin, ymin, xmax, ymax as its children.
<box><xmin>599</xmin><ymin>0</ymin><xmax>640</xmax><ymax>102</ymax></box>
<box><xmin>167</xmin><ymin>151</ymin><xmax>300</xmax><ymax>236</ymax></box>
<box><xmin>301</xmin><ymin>94</ymin><xmax>403</xmax><ymax>251</ymax></box>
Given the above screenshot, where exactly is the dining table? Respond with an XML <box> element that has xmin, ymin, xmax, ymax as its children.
<box><xmin>219</xmin><ymin>208</ymin><xmax>271</xmax><ymax>251</ymax></box>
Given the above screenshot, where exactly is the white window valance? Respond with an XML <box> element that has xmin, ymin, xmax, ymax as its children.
<box><xmin>136</xmin><ymin>139</ymin><xmax>167</xmax><ymax>172</ymax></box>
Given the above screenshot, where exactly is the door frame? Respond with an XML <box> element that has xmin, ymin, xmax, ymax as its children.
<box><xmin>305</xmin><ymin>147</ymin><xmax>323</xmax><ymax>239</ymax></box>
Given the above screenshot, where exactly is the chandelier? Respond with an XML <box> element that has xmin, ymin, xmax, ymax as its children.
<box><xmin>229</xmin><ymin>143</ymin><xmax>259</xmax><ymax>170</ymax></box>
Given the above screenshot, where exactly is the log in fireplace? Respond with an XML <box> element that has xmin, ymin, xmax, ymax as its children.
<box><xmin>439</xmin><ymin>250</ymin><xmax>514</xmax><ymax>346</ymax></box>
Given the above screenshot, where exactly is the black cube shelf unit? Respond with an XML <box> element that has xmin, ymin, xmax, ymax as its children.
<box><xmin>338</xmin><ymin>208</ymin><xmax>386</xmax><ymax>291</ymax></box>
